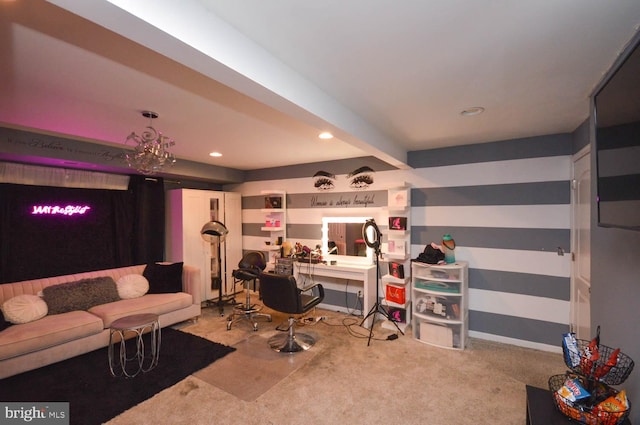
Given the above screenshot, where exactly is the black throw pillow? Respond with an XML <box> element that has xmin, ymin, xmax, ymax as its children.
<box><xmin>143</xmin><ymin>262</ymin><xmax>184</xmax><ymax>294</ymax></box>
<box><xmin>0</xmin><ymin>309</ymin><xmax>12</xmax><ymax>331</ymax></box>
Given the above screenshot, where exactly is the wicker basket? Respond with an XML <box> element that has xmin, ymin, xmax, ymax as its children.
<box><xmin>563</xmin><ymin>339</ymin><xmax>635</xmax><ymax>386</ymax></box>
<box><xmin>549</xmin><ymin>374</ymin><xmax>631</xmax><ymax>425</ymax></box>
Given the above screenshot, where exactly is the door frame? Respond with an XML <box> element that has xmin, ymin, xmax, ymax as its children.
<box><xmin>570</xmin><ymin>145</ymin><xmax>591</xmax><ymax>337</ymax></box>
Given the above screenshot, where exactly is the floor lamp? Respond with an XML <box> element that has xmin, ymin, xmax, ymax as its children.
<box><xmin>201</xmin><ymin>220</ymin><xmax>235</xmax><ymax>316</ymax></box>
<box><xmin>360</xmin><ymin>218</ymin><xmax>404</xmax><ymax>346</ymax></box>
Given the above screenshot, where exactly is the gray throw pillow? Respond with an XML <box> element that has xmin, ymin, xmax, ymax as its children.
<box><xmin>42</xmin><ymin>276</ymin><xmax>120</xmax><ymax>315</ymax></box>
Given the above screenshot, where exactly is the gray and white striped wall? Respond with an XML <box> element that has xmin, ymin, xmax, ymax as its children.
<box><xmin>228</xmin><ymin>134</ymin><xmax>573</xmax><ymax>352</ymax></box>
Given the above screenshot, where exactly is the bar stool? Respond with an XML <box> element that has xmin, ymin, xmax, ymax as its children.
<box><xmin>227</xmin><ymin>251</ymin><xmax>272</xmax><ymax>331</ymax></box>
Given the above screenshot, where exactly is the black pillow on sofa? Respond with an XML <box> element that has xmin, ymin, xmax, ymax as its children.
<box><xmin>143</xmin><ymin>262</ymin><xmax>184</xmax><ymax>294</ymax></box>
<box><xmin>0</xmin><ymin>309</ymin><xmax>11</xmax><ymax>331</ymax></box>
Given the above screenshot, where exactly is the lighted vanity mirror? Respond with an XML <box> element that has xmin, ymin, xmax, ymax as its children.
<box><xmin>321</xmin><ymin>216</ymin><xmax>374</xmax><ymax>264</ymax></box>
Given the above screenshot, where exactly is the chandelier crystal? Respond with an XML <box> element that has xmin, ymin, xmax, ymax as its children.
<box><xmin>124</xmin><ymin>111</ymin><xmax>176</xmax><ymax>175</ymax></box>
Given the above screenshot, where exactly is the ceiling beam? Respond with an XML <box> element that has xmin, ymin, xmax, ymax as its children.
<box><xmin>47</xmin><ymin>0</ymin><xmax>410</xmax><ymax>169</ymax></box>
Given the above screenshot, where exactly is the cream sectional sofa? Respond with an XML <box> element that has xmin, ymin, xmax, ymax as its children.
<box><xmin>0</xmin><ymin>264</ymin><xmax>201</xmax><ymax>379</ymax></box>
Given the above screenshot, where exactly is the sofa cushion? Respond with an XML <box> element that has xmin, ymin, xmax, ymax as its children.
<box><xmin>144</xmin><ymin>262</ymin><xmax>183</xmax><ymax>294</ymax></box>
<box><xmin>42</xmin><ymin>277</ymin><xmax>120</xmax><ymax>315</ymax></box>
<box><xmin>1</xmin><ymin>295</ymin><xmax>48</xmax><ymax>324</ymax></box>
<box><xmin>0</xmin><ymin>310</ymin><xmax>104</xmax><ymax>361</ymax></box>
<box><xmin>116</xmin><ymin>274</ymin><xmax>149</xmax><ymax>299</ymax></box>
<box><xmin>89</xmin><ymin>293</ymin><xmax>193</xmax><ymax>328</ymax></box>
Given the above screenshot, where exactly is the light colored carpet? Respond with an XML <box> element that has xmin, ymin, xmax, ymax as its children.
<box><xmin>106</xmin><ymin>298</ymin><xmax>566</xmax><ymax>425</ymax></box>
<box><xmin>193</xmin><ymin>332</ymin><xmax>317</xmax><ymax>401</ymax></box>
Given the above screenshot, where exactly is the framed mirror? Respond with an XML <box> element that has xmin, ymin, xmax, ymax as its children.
<box><xmin>321</xmin><ymin>216</ymin><xmax>374</xmax><ymax>265</ymax></box>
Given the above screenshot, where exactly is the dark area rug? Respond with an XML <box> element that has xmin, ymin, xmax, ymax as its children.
<box><xmin>0</xmin><ymin>328</ymin><xmax>235</xmax><ymax>425</ymax></box>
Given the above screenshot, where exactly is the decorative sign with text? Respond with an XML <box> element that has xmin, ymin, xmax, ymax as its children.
<box><xmin>310</xmin><ymin>193</ymin><xmax>378</xmax><ymax>208</ymax></box>
<box><xmin>31</xmin><ymin>205</ymin><xmax>91</xmax><ymax>216</ymax></box>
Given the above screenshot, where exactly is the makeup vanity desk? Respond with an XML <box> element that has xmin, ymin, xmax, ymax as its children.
<box><xmin>293</xmin><ymin>261</ymin><xmax>377</xmax><ymax>328</ymax></box>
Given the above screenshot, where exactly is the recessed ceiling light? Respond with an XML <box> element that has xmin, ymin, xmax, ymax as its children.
<box><xmin>318</xmin><ymin>132</ymin><xmax>334</xmax><ymax>140</ymax></box>
<box><xmin>460</xmin><ymin>107</ymin><xmax>485</xmax><ymax>116</ymax></box>
<box><xmin>209</xmin><ymin>152</ymin><xmax>222</xmax><ymax>157</ymax></box>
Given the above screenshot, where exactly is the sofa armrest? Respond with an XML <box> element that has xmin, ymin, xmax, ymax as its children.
<box><xmin>181</xmin><ymin>265</ymin><xmax>201</xmax><ymax>306</ymax></box>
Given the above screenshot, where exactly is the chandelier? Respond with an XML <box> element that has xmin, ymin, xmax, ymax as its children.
<box><xmin>124</xmin><ymin>111</ymin><xmax>177</xmax><ymax>175</ymax></box>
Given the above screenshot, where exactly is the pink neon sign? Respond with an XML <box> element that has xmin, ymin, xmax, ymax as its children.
<box><xmin>31</xmin><ymin>205</ymin><xmax>91</xmax><ymax>216</ymax></box>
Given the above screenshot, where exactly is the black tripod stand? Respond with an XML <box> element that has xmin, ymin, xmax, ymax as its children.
<box><xmin>360</xmin><ymin>219</ymin><xmax>404</xmax><ymax>346</ymax></box>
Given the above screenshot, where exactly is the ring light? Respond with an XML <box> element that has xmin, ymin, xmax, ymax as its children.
<box><xmin>360</xmin><ymin>217</ymin><xmax>404</xmax><ymax>344</ymax></box>
<box><xmin>362</xmin><ymin>218</ymin><xmax>381</xmax><ymax>250</ymax></box>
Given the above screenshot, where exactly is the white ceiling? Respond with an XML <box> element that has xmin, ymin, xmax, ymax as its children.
<box><xmin>1</xmin><ymin>0</ymin><xmax>639</xmax><ymax>172</ymax></box>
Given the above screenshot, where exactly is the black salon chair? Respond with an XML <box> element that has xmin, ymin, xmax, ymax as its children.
<box><xmin>258</xmin><ymin>272</ymin><xmax>325</xmax><ymax>353</ymax></box>
<box><xmin>227</xmin><ymin>251</ymin><xmax>272</xmax><ymax>331</ymax></box>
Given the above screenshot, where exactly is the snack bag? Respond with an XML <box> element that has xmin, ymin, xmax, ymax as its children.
<box><xmin>581</xmin><ymin>336</ymin><xmax>600</xmax><ymax>376</ymax></box>
<box><xmin>593</xmin><ymin>348</ymin><xmax>620</xmax><ymax>380</ymax></box>
<box><xmin>594</xmin><ymin>390</ymin><xmax>628</xmax><ymax>425</ymax></box>
<box><xmin>563</xmin><ymin>332</ymin><xmax>580</xmax><ymax>367</ymax></box>
<box><xmin>615</xmin><ymin>390</ymin><xmax>629</xmax><ymax>410</ymax></box>
<box><xmin>557</xmin><ymin>377</ymin><xmax>591</xmax><ymax>402</ymax></box>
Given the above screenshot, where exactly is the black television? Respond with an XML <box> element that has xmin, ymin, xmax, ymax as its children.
<box><xmin>594</xmin><ymin>34</ymin><xmax>640</xmax><ymax>231</ymax></box>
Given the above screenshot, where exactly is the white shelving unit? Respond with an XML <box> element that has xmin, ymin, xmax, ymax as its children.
<box><xmin>411</xmin><ymin>261</ymin><xmax>468</xmax><ymax>350</ymax></box>
<box><xmin>260</xmin><ymin>190</ymin><xmax>286</xmax><ymax>269</ymax></box>
<box><xmin>381</xmin><ymin>184</ymin><xmax>411</xmax><ymax>332</ymax></box>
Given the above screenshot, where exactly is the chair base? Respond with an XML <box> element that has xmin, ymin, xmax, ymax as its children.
<box><xmin>227</xmin><ymin>307</ymin><xmax>271</xmax><ymax>332</ymax></box>
<box><xmin>268</xmin><ymin>331</ymin><xmax>316</xmax><ymax>353</ymax></box>
<box><xmin>227</xmin><ymin>280</ymin><xmax>272</xmax><ymax>331</ymax></box>
<box><xmin>227</xmin><ymin>304</ymin><xmax>271</xmax><ymax>331</ymax></box>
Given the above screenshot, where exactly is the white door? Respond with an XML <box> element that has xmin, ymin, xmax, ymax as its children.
<box><xmin>183</xmin><ymin>190</ymin><xmax>214</xmax><ymax>302</ymax></box>
<box><xmin>571</xmin><ymin>148</ymin><xmax>591</xmax><ymax>339</ymax></box>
